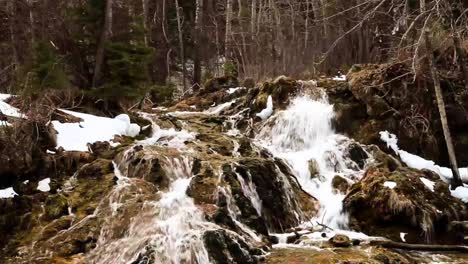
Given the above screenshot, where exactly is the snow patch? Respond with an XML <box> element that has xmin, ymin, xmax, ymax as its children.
<box><xmin>419</xmin><ymin>177</ymin><xmax>435</xmax><ymax>192</ymax></box>
<box><xmin>0</xmin><ymin>187</ymin><xmax>18</xmax><ymax>199</ymax></box>
<box><xmin>52</xmin><ymin>110</ymin><xmax>141</xmax><ymax>152</ymax></box>
<box><xmin>380</xmin><ymin>131</ymin><xmax>468</xmax><ymax>201</ymax></box>
<box><xmin>226</xmin><ymin>87</ymin><xmax>245</xmax><ymax>94</ymax></box>
<box><xmin>383</xmin><ymin>181</ymin><xmax>397</xmax><ymax>189</ymax></box>
<box><xmin>37</xmin><ymin>178</ymin><xmax>51</xmax><ymax>192</ymax></box>
<box><xmin>450</xmin><ymin>186</ymin><xmax>468</xmax><ymax>203</ymax></box>
<box><xmin>0</xmin><ymin>93</ymin><xmax>24</xmax><ymax>118</ymax></box>
<box><xmin>332</xmin><ymin>74</ymin><xmax>347</xmax><ymax>81</ymax></box>
<box><xmin>256</xmin><ymin>95</ymin><xmax>273</xmax><ymax>120</ymax></box>
<box><xmin>400</xmin><ymin>232</ymin><xmax>407</xmax><ymax>242</ymax></box>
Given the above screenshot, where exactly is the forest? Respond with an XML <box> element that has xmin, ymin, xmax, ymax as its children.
<box><xmin>0</xmin><ymin>0</ymin><xmax>468</xmax><ymax>263</ymax></box>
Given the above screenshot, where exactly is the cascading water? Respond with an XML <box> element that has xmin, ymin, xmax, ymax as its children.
<box><xmin>87</xmin><ymin>142</ymin><xmax>216</xmax><ymax>264</ymax></box>
<box><xmin>257</xmin><ymin>93</ymin><xmax>368</xmax><ymax>229</ymax></box>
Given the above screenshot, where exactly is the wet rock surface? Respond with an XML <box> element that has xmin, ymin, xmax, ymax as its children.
<box><xmin>1</xmin><ymin>72</ymin><xmax>468</xmax><ymax>263</ymax></box>
<box><xmin>343</xmin><ymin>149</ymin><xmax>467</xmax><ymax>244</ymax></box>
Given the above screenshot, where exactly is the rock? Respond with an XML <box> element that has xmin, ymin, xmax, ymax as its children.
<box><xmin>344</xmin><ymin>63</ymin><xmax>468</xmax><ymax>167</ymax></box>
<box><xmin>329</xmin><ymin>234</ymin><xmax>351</xmax><ymax>247</ymax></box>
<box><xmin>251</xmin><ymin>76</ymin><xmax>299</xmax><ymax>114</ymax></box>
<box><xmin>308</xmin><ymin>159</ymin><xmax>320</xmax><ymax>177</ymax></box>
<box><xmin>347</xmin><ymin>143</ymin><xmax>368</xmax><ymax>169</ymax></box>
<box><xmin>202</xmin><ymin>76</ymin><xmax>240</xmax><ymax>95</ymax></box>
<box><xmin>203</xmin><ymin>229</ymin><xmax>257</xmax><ymax>264</ymax></box>
<box><xmin>43</xmin><ymin>194</ymin><xmax>68</xmax><ymax>220</ymax></box>
<box><xmin>266</xmin><ymin>246</ymin><xmax>413</xmax><ymax>264</ymax></box>
<box><xmin>343</xmin><ymin>162</ymin><xmax>467</xmax><ymax>244</ymax></box>
<box><xmin>243</xmin><ymin>78</ymin><xmax>256</xmax><ymax>89</ymax></box>
<box><xmin>331</xmin><ymin>175</ymin><xmax>350</xmax><ymax>194</ymax></box>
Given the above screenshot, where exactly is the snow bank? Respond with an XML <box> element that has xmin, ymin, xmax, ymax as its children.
<box><xmin>379</xmin><ymin>131</ymin><xmax>468</xmax><ymax>182</ymax></box>
<box><xmin>379</xmin><ymin>131</ymin><xmax>468</xmax><ymax>202</ymax></box>
<box><xmin>52</xmin><ymin>109</ymin><xmax>141</xmax><ymax>152</ymax></box>
<box><xmin>0</xmin><ymin>187</ymin><xmax>18</xmax><ymax>199</ymax></box>
<box><xmin>37</xmin><ymin>178</ymin><xmax>51</xmax><ymax>192</ymax></box>
<box><xmin>0</xmin><ymin>93</ymin><xmax>24</xmax><ymax>118</ymax></box>
<box><xmin>256</xmin><ymin>95</ymin><xmax>273</xmax><ymax>120</ymax></box>
<box><xmin>450</xmin><ymin>186</ymin><xmax>468</xmax><ymax>203</ymax></box>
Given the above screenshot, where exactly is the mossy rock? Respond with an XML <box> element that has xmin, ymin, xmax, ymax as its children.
<box><xmin>252</xmin><ymin>76</ymin><xmax>299</xmax><ymax>113</ymax></box>
<box><xmin>43</xmin><ymin>194</ymin><xmax>68</xmax><ymax>221</ymax></box>
<box><xmin>344</xmin><ymin>163</ymin><xmax>467</xmax><ymax>244</ymax></box>
<box><xmin>331</xmin><ymin>175</ymin><xmax>350</xmax><ymax>195</ymax></box>
<box><xmin>202</xmin><ymin>76</ymin><xmax>239</xmax><ymax>95</ymax></box>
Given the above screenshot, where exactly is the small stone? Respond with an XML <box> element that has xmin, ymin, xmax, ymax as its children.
<box><xmin>329</xmin><ymin>234</ymin><xmax>351</xmax><ymax>247</ymax></box>
<box><xmin>352</xmin><ymin>239</ymin><xmax>361</xmax><ymax>246</ymax></box>
<box><xmin>332</xmin><ymin>175</ymin><xmax>350</xmax><ymax>194</ymax></box>
<box><xmin>308</xmin><ymin>159</ymin><xmax>320</xmax><ymax>177</ymax></box>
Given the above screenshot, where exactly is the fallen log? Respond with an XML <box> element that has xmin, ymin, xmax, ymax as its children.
<box><xmin>370</xmin><ymin>240</ymin><xmax>468</xmax><ymax>253</ymax></box>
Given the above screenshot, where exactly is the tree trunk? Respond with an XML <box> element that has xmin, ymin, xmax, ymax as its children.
<box><xmin>174</xmin><ymin>0</ymin><xmax>187</xmax><ymax>91</ymax></box>
<box><xmin>92</xmin><ymin>0</ymin><xmax>113</xmax><ymax>88</ymax></box>
<box><xmin>420</xmin><ymin>0</ymin><xmax>463</xmax><ymax>189</ymax></box>
<box><xmin>452</xmin><ymin>25</ymin><xmax>468</xmax><ymax>91</ymax></box>
<box><xmin>141</xmin><ymin>0</ymin><xmax>149</xmax><ymax>45</ymax></box>
<box><xmin>193</xmin><ymin>0</ymin><xmax>204</xmax><ymax>86</ymax></box>
<box><xmin>251</xmin><ymin>0</ymin><xmax>257</xmax><ymax>38</ymax></box>
<box><xmin>225</xmin><ymin>0</ymin><xmax>233</xmax><ymax>59</ymax></box>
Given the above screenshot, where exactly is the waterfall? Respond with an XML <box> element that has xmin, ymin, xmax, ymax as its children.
<box><xmin>257</xmin><ymin>94</ymin><xmax>367</xmax><ymax>229</ymax></box>
<box><xmin>88</xmin><ymin>154</ymin><xmax>215</xmax><ymax>264</ymax></box>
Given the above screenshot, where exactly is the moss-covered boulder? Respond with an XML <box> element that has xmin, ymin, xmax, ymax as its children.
<box><xmin>251</xmin><ymin>76</ymin><xmax>299</xmax><ymax>113</ymax></box>
<box><xmin>343</xmin><ymin>162</ymin><xmax>467</xmax><ymax>243</ymax></box>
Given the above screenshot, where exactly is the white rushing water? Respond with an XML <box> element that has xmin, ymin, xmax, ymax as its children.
<box><xmin>257</xmin><ymin>94</ymin><xmax>367</xmax><ymax>229</ymax></box>
<box><xmin>89</xmin><ymin>146</ymin><xmax>215</xmax><ymax>264</ymax></box>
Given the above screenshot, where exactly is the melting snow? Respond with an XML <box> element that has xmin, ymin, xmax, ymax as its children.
<box><xmin>205</xmin><ymin>100</ymin><xmax>236</xmax><ymax>115</ymax></box>
<box><xmin>226</xmin><ymin>87</ymin><xmax>245</xmax><ymax>94</ymax></box>
<box><xmin>0</xmin><ymin>187</ymin><xmax>18</xmax><ymax>198</ymax></box>
<box><xmin>380</xmin><ymin>131</ymin><xmax>468</xmax><ymax>201</ymax></box>
<box><xmin>384</xmin><ymin>181</ymin><xmax>397</xmax><ymax>189</ymax></box>
<box><xmin>379</xmin><ymin>131</ymin><xmax>468</xmax><ymax>182</ymax></box>
<box><xmin>37</xmin><ymin>178</ymin><xmax>51</xmax><ymax>192</ymax></box>
<box><xmin>450</xmin><ymin>186</ymin><xmax>468</xmax><ymax>203</ymax></box>
<box><xmin>52</xmin><ymin>110</ymin><xmax>141</xmax><ymax>152</ymax></box>
<box><xmin>0</xmin><ymin>93</ymin><xmax>24</xmax><ymax>118</ymax></box>
<box><xmin>332</xmin><ymin>74</ymin><xmax>347</xmax><ymax>81</ymax></box>
<box><xmin>256</xmin><ymin>95</ymin><xmax>273</xmax><ymax>120</ymax></box>
<box><xmin>400</xmin><ymin>232</ymin><xmax>407</xmax><ymax>242</ymax></box>
<box><xmin>419</xmin><ymin>177</ymin><xmax>435</xmax><ymax>192</ymax></box>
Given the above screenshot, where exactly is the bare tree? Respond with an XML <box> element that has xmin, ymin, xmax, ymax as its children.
<box><xmin>174</xmin><ymin>0</ymin><xmax>187</xmax><ymax>91</ymax></box>
<box><xmin>420</xmin><ymin>0</ymin><xmax>463</xmax><ymax>189</ymax></box>
<box><xmin>92</xmin><ymin>0</ymin><xmax>113</xmax><ymax>88</ymax></box>
<box><xmin>225</xmin><ymin>0</ymin><xmax>233</xmax><ymax>58</ymax></box>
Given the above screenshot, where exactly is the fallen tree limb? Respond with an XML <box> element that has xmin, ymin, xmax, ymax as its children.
<box><xmin>370</xmin><ymin>240</ymin><xmax>468</xmax><ymax>253</ymax></box>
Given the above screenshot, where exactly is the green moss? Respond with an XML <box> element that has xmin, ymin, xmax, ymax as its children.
<box><xmin>44</xmin><ymin>194</ymin><xmax>69</xmax><ymax>221</ymax></box>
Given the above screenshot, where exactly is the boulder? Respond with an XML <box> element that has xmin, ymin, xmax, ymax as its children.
<box><xmin>344</xmin><ymin>161</ymin><xmax>467</xmax><ymax>243</ymax></box>
<box><xmin>331</xmin><ymin>175</ymin><xmax>350</xmax><ymax>194</ymax></box>
<box><xmin>203</xmin><ymin>229</ymin><xmax>259</xmax><ymax>264</ymax></box>
<box><xmin>329</xmin><ymin>234</ymin><xmax>351</xmax><ymax>247</ymax></box>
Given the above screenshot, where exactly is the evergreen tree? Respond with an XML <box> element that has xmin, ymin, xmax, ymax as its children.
<box><xmin>93</xmin><ymin>18</ymin><xmax>155</xmax><ymax>102</ymax></box>
<box><xmin>26</xmin><ymin>41</ymin><xmax>69</xmax><ymax>94</ymax></box>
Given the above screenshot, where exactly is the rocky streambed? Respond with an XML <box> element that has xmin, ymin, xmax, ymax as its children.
<box><xmin>1</xmin><ymin>66</ymin><xmax>468</xmax><ymax>263</ymax></box>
